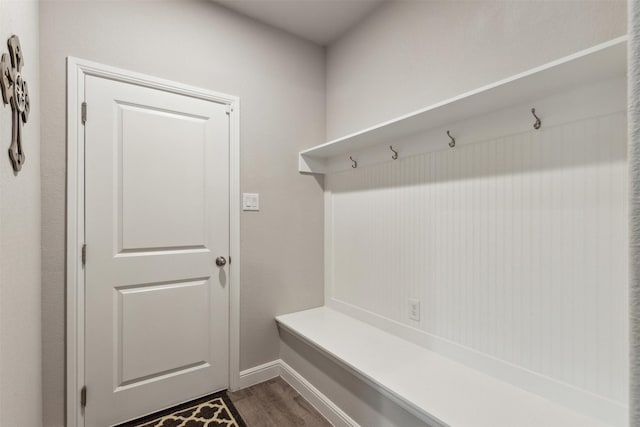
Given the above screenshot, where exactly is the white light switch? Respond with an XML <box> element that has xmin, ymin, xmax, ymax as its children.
<box><xmin>242</xmin><ymin>193</ymin><xmax>259</xmax><ymax>211</ymax></box>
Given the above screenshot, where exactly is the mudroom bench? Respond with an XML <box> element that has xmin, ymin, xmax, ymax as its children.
<box><xmin>276</xmin><ymin>307</ymin><xmax>607</xmax><ymax>427</ymax></box>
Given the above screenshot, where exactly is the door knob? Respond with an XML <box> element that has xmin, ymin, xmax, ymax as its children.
<box><xmin>216</xmin><ymin>256</ymin><xmax>227</xmax><ymax>267</ymax></box>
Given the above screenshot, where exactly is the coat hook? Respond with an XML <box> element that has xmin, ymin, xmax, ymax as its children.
<box><xmin>390</xmin><ymin>145</ymin><xmax>398</xmax><ymax>160</ymax></box>
<box><xmin>350</xmin><ymin>156</ymin><xmax>357</xmax><ymax>168</ymax></box>
<box><xmin>531</xmin><ymin>108</ymin><xmax>541</xmax><ymax>130</ymax></box>
<box><xmin>447</xmin><ymin>130</ymin><xmax>456</xmax><ymax>148</ymax></box>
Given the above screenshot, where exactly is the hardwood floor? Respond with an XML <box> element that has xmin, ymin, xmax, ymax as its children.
<box><xmin>228</xmin><ymin>377</ymin><xmax>332</xmax><ymax>427</ymax></box>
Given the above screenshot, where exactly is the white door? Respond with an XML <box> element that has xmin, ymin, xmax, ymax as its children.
<box><xmin>84</xmin><ymin>74</ymin><xmax>230</xmax><ymax>426</ymax></box>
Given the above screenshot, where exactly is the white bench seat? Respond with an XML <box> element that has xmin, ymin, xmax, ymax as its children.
<box><xmin>276</xmin><ymin>307</ymin><xmax>608</xmax><ymax>427</ymax></box>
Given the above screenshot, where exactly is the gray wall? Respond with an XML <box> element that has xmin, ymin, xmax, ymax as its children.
<box><xmin>326</xmin><ymin>0</ymin><xmax>628</xmax><ymax>140</ymax></box>
<box><xmin>628</xmin><ymin>1</ymin><xmax>639</xmax><ymax>425</ymax></box>
<box><xmin>40</xmin><ymin>1</ymin><xmax>325</xmax><ymax>425</ymax></box>
<box><xmin>0</xmin><ymin>1</ymin><xmax>42</xmax><ymax>426</ymax></box>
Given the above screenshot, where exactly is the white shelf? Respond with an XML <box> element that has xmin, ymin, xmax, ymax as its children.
<box><xmin>299</xmin><ymin>36</ymin><xmax>627</xmax><ymax>174</ymax></box>
<box><xmin>276</xmin><ymin>307</ymin><xmax>610</xmax><ymax>427</ymax></box>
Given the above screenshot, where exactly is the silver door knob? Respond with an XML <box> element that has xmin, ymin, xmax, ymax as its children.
<box><xmin>216</xmin><ymin>256</ymin><xmax>227</xmax><ymax>267</ymax></box>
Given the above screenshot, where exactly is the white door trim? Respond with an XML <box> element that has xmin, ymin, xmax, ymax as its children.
<box><xmin>65</xmin><ymin>57</ymin><xmax>241</xmax><ymax>427</ymax></box>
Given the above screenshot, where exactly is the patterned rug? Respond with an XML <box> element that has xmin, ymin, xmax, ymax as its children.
<box><xmin>116</xmin><ymin>391</ymin><xmax>247</xmax><ymax>427</ymax></box>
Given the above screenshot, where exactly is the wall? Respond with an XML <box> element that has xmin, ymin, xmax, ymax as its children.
<box><xmin>0</xmin><ymin>1</ymin><xmax>42</xmax><ymax>426</ymax></box>
<box><xmin>39</xmin><ymin>1</ymin><xmax>325</xmax><ymax>425</ymax></box>
<box><xmin>326</xmin><ymin>0</ymin><xmax>627</xmax><ymax>140</ymax></box>
<box><xmin>628</xmin><ymin>1</ymin><xmax>640</xmax><ymax>425</ymax></box>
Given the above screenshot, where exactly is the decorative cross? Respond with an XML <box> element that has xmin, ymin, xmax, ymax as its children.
<box><xmin>1</xmin><ymin>35</ymin><xmax>30</xmax><ymax>173</ymax></box>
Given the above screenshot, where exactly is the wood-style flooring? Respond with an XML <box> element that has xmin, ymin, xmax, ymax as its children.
<box><xmin>228</xmin><ymin>377</ymin><xmax>332</xmax><ymax>427</ymax></box>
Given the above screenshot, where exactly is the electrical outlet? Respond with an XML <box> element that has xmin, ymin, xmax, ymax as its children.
<box><xmin>409</xmin><ymin>298</ymin><xmax>421</xmax><ymax>321</ymax></box>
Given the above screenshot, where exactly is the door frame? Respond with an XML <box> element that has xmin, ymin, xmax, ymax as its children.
<box><xmin>65</xmin><ymin>57</ymin><xmax>241</xmax><ymax>427</ymax></box>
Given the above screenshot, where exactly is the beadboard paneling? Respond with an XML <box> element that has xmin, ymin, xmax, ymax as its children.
<box><xmin>326</xmin><ymin>112</ymin><xmax>628</xmax><ymax>407</ymax></box>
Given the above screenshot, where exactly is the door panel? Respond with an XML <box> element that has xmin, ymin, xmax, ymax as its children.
<box><xmin>120</xmin><ymin>104</ymin><xmax>208</xmax><ymax>251</ymax></box>
<box><xmin>84</xmin><ymin>75</ymin><xmax>229</xmax><ymax>426</ymax></box>
<box><xmin>117</xmin><ymin>280</ymin><xmax>209</xmax><ymax>385</ymax></box>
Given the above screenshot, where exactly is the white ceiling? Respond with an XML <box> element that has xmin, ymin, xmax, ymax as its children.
<box><xmin>212</xmin><ymin>0</ymin><xmax>386</xmax><ymax>45</ymax></box>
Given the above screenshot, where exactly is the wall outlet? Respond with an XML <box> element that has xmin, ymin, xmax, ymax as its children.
<box><xmin>409</xmin><ymin>298</ymin><xmax>421</xmax><ymax>321</ymax></box>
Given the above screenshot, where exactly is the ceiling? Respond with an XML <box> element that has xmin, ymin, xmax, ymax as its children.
<box><xmin>212</xmin><ymin>0</ymin><xmax>386</xmax><ymax>45</ymax></box>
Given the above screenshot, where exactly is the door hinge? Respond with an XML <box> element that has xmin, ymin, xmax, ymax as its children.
<box><xmin>81</xmin><ymin>244</ymin><xmax>86</xmax><ymax>266</ymax></box>
<box><xmin>81</xmin><ymin>102</ymin><xmax>87</xmax><ymax>124</ymax></box>
<box><xmin>225</xmin><ymin>104</ymin><xmax>232</xmax><ymax>115</ymax></box>
<box><xmin>80</xmin><ymin>386</ymin><xmax>87</xmax><ymax>408</ymax></box>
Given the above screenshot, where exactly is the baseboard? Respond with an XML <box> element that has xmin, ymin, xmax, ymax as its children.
<box><xmin>279</xmin><ymin>360</ymin><xmax>359</xmax><ymax>427</ymax></box>
<box><xmin>237</xmin><ymin>360</ymin><xmax>280</xmax><ymax>389</ymax></box>
<box><xmin>237</xmin><ymin>359</ymin><xmax>358</xmax><ymax>427</ymax></box>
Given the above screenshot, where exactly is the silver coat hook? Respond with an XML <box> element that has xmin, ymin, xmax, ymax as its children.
<box><xmin>350</xmin><ymin>156</ymin><xmax>357</xmax><ymax>168</ymax></box>
<box><xmin>390</xmin><ymin>145</ymin><xmax>398</xmax><ymax>160</ymax></box>
<box><xmin>447</xmin><ymin>130</ymin><xmax>456</xmax><ymax>148</ymax></box>
<box><xmin>531</xmin><ymin>108</ymin><xmax>541</xmax><ymax>130</ymax></box>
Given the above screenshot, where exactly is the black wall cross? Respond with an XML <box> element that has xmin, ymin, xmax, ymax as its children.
<box><xmin>1</xmin><ymin>35</ymin><xmax>30</xmax><ymax>173</ymax></box>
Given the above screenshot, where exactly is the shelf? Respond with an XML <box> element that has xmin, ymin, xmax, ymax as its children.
<box><xmin>277</xmin><ymin>307</ymin><xmax>609</xmax><ymax>427</ymax></box>
<box><xmin>299</xmin><ymin>36</ymin><xmax>628</xmax><ymax>174</ymax></box>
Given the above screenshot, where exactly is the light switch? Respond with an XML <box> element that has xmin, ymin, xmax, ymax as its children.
<box><xmin>242</xmin><ymin>193</ymin><xmax>259</xmax><ymax>211</ymax></box>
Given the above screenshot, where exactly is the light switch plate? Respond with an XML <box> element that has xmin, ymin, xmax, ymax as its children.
<box><xmin>242</xmin><ymin>193</ymin><xmax>259</xmax><ymax>211</ymax></box>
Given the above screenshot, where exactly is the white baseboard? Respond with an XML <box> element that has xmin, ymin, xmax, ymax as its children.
<box><xmin>237</xmin><ymin>359</ymin><xmax>358</xmax><ymax>427</ymax></box>
<box><xmin>279</xmin><ymin>360</ymin><xmax>359</xmax><ymax>427</ymax></box>
<box><xmin>237</xmin><ymin>360</ymin><xmax>280</xmax><ymax>389</ymax></box>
